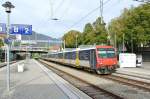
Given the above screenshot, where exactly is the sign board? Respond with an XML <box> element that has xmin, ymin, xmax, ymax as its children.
<box><xmin>0</xmin><ymin>23</ymin><xmax>6</xmax><ymax>34</ymax></box>
<box><xmin>119</xmin><ymin>53</ymin><xmax>136</xmax><ymax>68</ymax></box>
<box><xmin>10</xmin><ymin>24</ymin><xmax>32</xmax><ymax>35</ymax></box>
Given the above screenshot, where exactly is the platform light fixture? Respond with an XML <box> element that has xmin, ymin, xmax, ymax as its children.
<box><xmin>2</xmin><ymin>1</ymin><xmax>15</xmax><ymax>91</ymax></box>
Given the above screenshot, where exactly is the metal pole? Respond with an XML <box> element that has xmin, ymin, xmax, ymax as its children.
<box><xmin>64</xmin><ymin>40</ymin><xmax>65</xmax><ymax>50</ymax></box>
<box><xmin>6</xmin><ymin>12</ymin><xmax>10</xmax><ymax>91</ymax></box>
<box><xmin>115</xmin><ymin>32</ymin><xmax>117</xmax><ymax>48</ymax></box>
<box><xmin>100</xmin><ymin>0</ymin><xmax>103</xmax><ymax>24</ymax></box>
<box><xmin>76</xmin><ymin>35</ymin><xmax>78</xmax><ymax>48</ymax></box>
<box><xmin>5</xmin><ymin>45</ymin><xmax>7</xmax><ymax>62</ymax></box>
<box><xmin>28</xmin><ymin>36</ymin><xmax>30</xmax><ymax>59</ymax></box>
<box><xmin>49</xmin><ymin>0</ymin><xmax>53</xmax><ymax>19</ymax></box>
<box><xmin>123</xmin><ymin>33</ymin><xmax>125</xmax><ymax>53</ymax></box>
<box><xmin>131</xmin><ymin>33</ymin><xmax>133</xmax><ymax>53</ymax></box>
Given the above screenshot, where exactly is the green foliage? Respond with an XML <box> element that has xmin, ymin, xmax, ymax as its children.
<box><xmin>63</xmin><ymin>17</ymin><xmax>108</xmax><ymax>48</ymax></box>
<box><xmin>81</xmin><ymin>23</ymin><xmax>95</xmax><ymax>44</ymax></box>
<box><xmin>63</xmin><ymin>30</ymin><xmax>81</xmax><ymax>48</ymax></box>
<box><xmin>92</xmin><ymin>17</ymin><xmax>108</xmax><ymax>45</ymax></box>
<box><xmin>79</xmin><ymin>17</ymin><xmax>108</xmax><ymax>45</ymax></box>
<box><xmin>13</xmin><ymin>41</ymin><xmax>21</xmax><ymax>47</ymax></box>
<box><xmin>109</xmin><ymin>3</ymin><xmax>150</xmax><ymax>52</ymax></box>
<box><xmin>0</xmin><ymin>39</ymin><xmax>4</xmax><ymax>48</ymax></box>
<box><xmin>32</xmin><ymin>53</ymin><xmax>40</xmax><ymax>59</ymax></box>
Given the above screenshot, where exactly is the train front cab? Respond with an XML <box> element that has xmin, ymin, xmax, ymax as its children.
<box><xmin>95</xmin><ymin>46</ymin><xmax>118</xmax><ymax>74</ymax></box>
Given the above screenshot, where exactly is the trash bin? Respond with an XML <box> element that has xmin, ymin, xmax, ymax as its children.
<box><xmin>18</xmin><ymin>63</ymin><xmax>24</xmax><ymax>72</ymax></box>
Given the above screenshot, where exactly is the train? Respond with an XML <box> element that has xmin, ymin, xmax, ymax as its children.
<box><xmin>42</xmin><ymin>45</ymin><xmax>118</xmax><ymax>74</ymax></box>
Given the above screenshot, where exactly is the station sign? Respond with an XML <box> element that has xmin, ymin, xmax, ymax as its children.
<box><xmin>0</xmin><ymin>23</ymin><xmax>6</xmax><ymax>34</ymax></box>
<box><xmin>10</xmin><ymin>24</ymin><xmax>32</xmax><ymax>35</ymax></box>
<box><xmin>0</xmin><ymin>23</ymin><xmax>32</xmax><ymax>35</ymax></box>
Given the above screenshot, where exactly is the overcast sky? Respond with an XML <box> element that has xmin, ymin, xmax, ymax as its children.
<box><xmin>0</xmin><ymin>0</ymin><xmax>141</xmax><ymax>38</ymax></box>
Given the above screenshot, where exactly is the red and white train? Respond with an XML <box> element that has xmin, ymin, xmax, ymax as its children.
<box><xmin>42</xmin><ymin>45</ymin><xmax>118</xmax><ymax>74</ymax></box>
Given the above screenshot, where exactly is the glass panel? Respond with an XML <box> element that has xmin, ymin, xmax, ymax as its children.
<box><xmin>97</xmin><ymin>48</ymin><xmax>115</xmax><ymax>58</ymax></box>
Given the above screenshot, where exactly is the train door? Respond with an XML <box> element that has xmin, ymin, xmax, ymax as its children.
<box><xmin>90</xmin><ymin>49</ymin><xmax>96</xmax><ymax>69</ymax></box>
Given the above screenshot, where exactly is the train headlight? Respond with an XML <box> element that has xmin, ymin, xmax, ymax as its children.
<box><xmin>100</xmin><ymin>62</ymin><xmax>103</xmax><ymax>64</ymax></box>
<box><xmin>114</xmin><ymin>62</ymin><xmax>116</xmax><ymax>64</ymax></box>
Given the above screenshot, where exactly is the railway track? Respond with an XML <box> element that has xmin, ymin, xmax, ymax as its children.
<box><xmin>40</xmin><ymin>59</ymin><xmax>150</xmax><ymax>98</ymax></box>
<box><xmin>39</xmin><ymin>60</ymin><xmax>123</xmax><ymax>99</ymax></box>
<box><xmin>41</xmin><ymin>59</ymin><xmax>150</xmax><ymax>92</ymax></box>
<box><xmin>102</xmin><ymin>75</ymin><xmax>150</xmax><ymax>92</ymax></box>
<box><xmin>114</xmin><ymin>72</ymin><xmax>150</xmax><ymax>80</ymax></box>
<box><xmin>0</xmin><ymin>61</ymin><xmax>16</xmax><ymax>68</ymax></box>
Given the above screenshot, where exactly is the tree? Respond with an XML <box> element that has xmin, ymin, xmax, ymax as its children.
<box><xmin>81</xmin><ymin>23</ymin><xmax>95</xmax><ymax>44</ymax></box>
<box><xmin>109</xmin><ymin>3</ymin><xmax>150</xmax><ymax>52</ymax></box>
<box><xmin>81</xmin><ymin>17</ymin><xmax>108</xmax><ymax>45</ymax></box>
<box><xmin>93</xmin><ymin>17</ymin><xmax>108</xmax><ymax>45</ymax></box>
<box><xmin>63</xmin><ymin>30</ymin><xmax>81</xmax><ymax>48</ymax></box>
<box><xmin>0</xmin><ymin>39</ymin><xmax>4</xmax><ymax>48</ymax></box>
<box><xmin>63</xmin><ymin>17</ymin><xmax>109</xmax><ymax>48</ymax></box>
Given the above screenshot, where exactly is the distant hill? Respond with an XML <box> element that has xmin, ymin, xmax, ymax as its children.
<box><xmin>21</xmin><ymin>31</ymin><xmax>58</xmax><ymax>41</ymax></box>
<box><xmin>9</xmin><ymin>31</ymin><xmax>60</xmax><ymax>41</ymax></box>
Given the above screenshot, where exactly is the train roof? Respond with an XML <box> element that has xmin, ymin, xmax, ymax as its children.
<box><xmin>96</xmin><ymin>45</ymin><xmax>114</xmax><ymax>48</ymax></box>
<box><xmin>48</xmin><ymin>45</ymin><xmax>114</xmax><ymax>54</ymax></box>
<box><xmin>48</xmin><ymin>47</ymin><xmax>95</xmax><ymax>54</ymax></box>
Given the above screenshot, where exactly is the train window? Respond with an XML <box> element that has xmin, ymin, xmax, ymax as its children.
<box><xmin>97</xmin><ymin>48</ymin><xmax>115</xmax><ymax>58</ymax></box>
<box><xmin>98</xmin><ymin>50</ymin><xmax>107</xmax><ymax>58</ymax></box>
<box><xmin>79</xmin><ymin>50</ymin><xmax>90</xmax><ymax>60</ymax></box>
<box><xmin>107</xmin><ymin>49</ymin><xmax>115</xmax><ymax>58</ymax></box>
<box><xmin>72</xmin><ymin>52</ymin><xmax>76</xmax><ymax>60</ymax></box>
<box><xmin>65</xmin><ymin>52</ymin><xmax>72</xmax><ymax>59</ymax></box>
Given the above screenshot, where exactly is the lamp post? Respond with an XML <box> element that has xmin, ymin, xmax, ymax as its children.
<box><xmin>2</xmin><ymin>1</ymin><xmax>15</xmax><ymax>91</ymax></box>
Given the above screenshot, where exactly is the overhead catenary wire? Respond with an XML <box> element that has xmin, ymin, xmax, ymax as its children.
<box><xmin>66</xmin><ymin>0</ymin><xmax>112</xmax><ymax>31</ymax></box>
<box><xmin>60</xmin><ymin>0</ymin><xmax>72</xmax><ymax>19</ymax></box>
<box><xmin>49</xmin><ymin>0</ymin><xmax>54</xmax><ymax>19</ymax></box>
<box><xmin>133</xmin><ymin>0</ymin><xmax>150</xmax><ymax>3</ymax></box>
<box><xmin>54</xmin><ymin>0</ymin><xmax>65</xmax><ymax>14</ymax></box>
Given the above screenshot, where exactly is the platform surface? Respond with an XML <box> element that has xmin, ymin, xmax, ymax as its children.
<box><xmin>0</xmin><ymin>59</ymin><xmax>91</xmax><ymax>99</ymax></box>
<box><xmin>116</xmin><ymin>62</ymin><xmax>150</xmax><ymax>79</ymax></box>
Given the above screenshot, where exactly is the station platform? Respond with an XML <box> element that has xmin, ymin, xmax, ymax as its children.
<box><xmin>0</xmin><ymin>59</ymin><xmax>91</xmax><ymax>99</ymax></box>
<box><xmin>142</xmin><ymin>62</ymin><xmax>150</xmax><ymax>69</ymax></box>
<box><xmin>116</xmin><ymin>62</ymin><xmax>150</xmax><ymax>79</ymax></box>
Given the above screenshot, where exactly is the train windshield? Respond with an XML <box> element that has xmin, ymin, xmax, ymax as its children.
<box><xmin>97</xmin><ymin>48</ymin><xmax>115</xmax><ymax>58</ymax></box>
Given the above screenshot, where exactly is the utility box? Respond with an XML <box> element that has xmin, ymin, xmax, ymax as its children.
<box><xmin>18</xmin><ymin>63</ymin><xmax>24</xmax><ymax>72</ymax></box>
<box><xmin>119</xmin><ymin>53</ymin><xmax>136</xmax><ymax>68</ymax></box>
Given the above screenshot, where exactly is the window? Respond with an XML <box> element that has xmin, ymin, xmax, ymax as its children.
<box><xmin>97</xmin><ymin>48</ymin><xmax>115</xmax><ymax>58</ymax></box>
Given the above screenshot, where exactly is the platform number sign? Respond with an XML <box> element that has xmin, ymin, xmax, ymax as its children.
<box><xmin>11</xmin><ymin>24</ymin><xmax>32</xmax><ymax>35</ymax></box>
<box><xmin>22</xmin><ymin>25</ymin><xmax>32</xmax><ymax>35</ymax></box>
<box><xmin>0</xmin><ymin>23</ymin><xmax>6</xmax><ymax>34</ymax></box>
<box><xmin>13</xmin><ymin>26</ymin><xmax>19</xmax><ymax>33</ymax></box>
